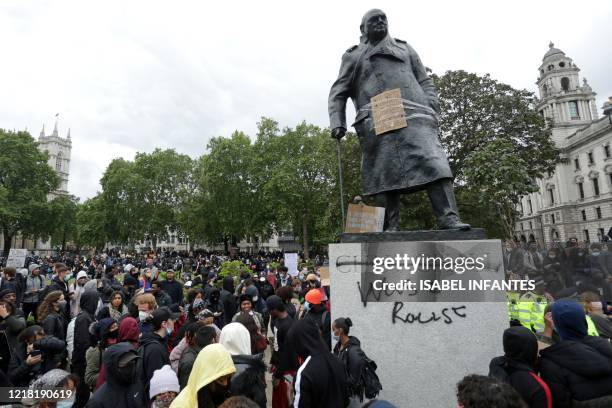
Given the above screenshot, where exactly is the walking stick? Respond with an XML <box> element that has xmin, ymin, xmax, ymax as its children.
<box><xmin>336</xmin><ymin>138</ymin><xmax>346</xmax><ymax>228</ymax></box>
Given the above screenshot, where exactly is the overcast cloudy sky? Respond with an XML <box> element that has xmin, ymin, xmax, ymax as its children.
<box><xmin>1</xmin><ymin>0</ymin><xmax>611</xmax><ymax>200</ymax></box>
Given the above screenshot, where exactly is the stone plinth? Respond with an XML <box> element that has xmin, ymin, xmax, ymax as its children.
<box><xmin>329</xmin><ymin>232</ymin><xmax>507</xmax><ymax>408</ymax></box>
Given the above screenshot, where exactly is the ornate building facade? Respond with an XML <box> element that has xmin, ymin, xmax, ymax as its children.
<box><xmin>515</xmin><ymin>43</ymin><xmax>612</xmax><ymax>245</ymax></box>
<box><xmin>0</xmin><ymin>120</ymin><xmax>72</xmax><ymax>253</ymax></box>
<box><xmin>38</xmin><ymin>120</ymin><xmax>72</xmax><ymax>197</ymax></box>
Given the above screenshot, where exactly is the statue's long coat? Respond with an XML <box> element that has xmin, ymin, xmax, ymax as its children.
<box><xmin>329</xmin><ymin>35</ymin><xmax>453</xmax><ymax>195</ymax></box>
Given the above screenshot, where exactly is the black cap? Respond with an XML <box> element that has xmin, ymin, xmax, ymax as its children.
<box><xmin>151</xmin><ymin>306</ymin><xmax>180</xmax><ymax>328</ymax></box>
<box><xmin>0</xmin><ymin>288</ymin><xmax>17</xmax><ymax>298</ymax></box>
<box><xmin>266</xmin><ymin>295</ymin><xmax>284</xmax><ymax>312</ymax></box>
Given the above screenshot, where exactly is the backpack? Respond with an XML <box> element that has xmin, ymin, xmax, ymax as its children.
<box><xmin>345</xmin><ymin>345</ymin><xmax>382</xmax><ymax>400</ymax></box>
<box><xmin>361</xmin><ymin>354</ymin><xmax>382</xmax><ymax>399</ymax></box>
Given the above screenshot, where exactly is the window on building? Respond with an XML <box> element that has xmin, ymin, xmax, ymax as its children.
<box><xmin>593</xmin><ymin>178</ymin><xmax>600</xmax><ymax>196</ymax></box>
<box><xmin>521</xmin><ymin>223</ymin><xmax>524</xmax><ymax>231</ymax></box>
<box><xmin>605</xmin><ymin>145</ymin><xmax>610</xmax><ymax>158</ymax></box>
<box><xmin>528</xmin><ymin>199</ymin><xmax>533</xmax><ymax>214</ymax></box>
<box><xmin>597</xmin><ymin>207</ymin><xmax>602</xmax><ymax>219</ymax></box>
<box><xmin>55</xmin><ymin>151</ymin><xmax>63</xmax><ymax>171</ymax></box>
<box><xmin>551</xmin><ymin>213</ymin><xmax>556</xmax><ymax>224</ymax></box>
<box><xmin>581</xmin><ymin>209</ymin><xmax>587</xmax><ymax>221</ymax></box>
<box><xmin>578</xmin><ymin>182</ymin><xmax>584</xmax><ymax>199</ymax></box>
<box><xmin>599</xmin><ymin>228</ymin><xmax>605</xmax><ymax>241</ymax></box>
<box><xmin>584</xmin><ymin>229</ymin><xmax>590</xmax><ymax>242</ymax></box>
<box><xmin>559</xmin><ymin>62</ymin><xmax>566</xmax><ymax>68</ymax></box>
<box><xmin>529</xmin><ymin>221</ymin><xmax>533</xmax><ymax>230</ymax></box>
<box><xmin>561</xmin><ymin>77</ymin><xmax>570</xmax><ymax>91</ymax></box>
<box><xmin>588</xmin><ymin>152</ymin><xmax>594</xmax><ymax>165</ymax></box>
<box><xmin>548</xmin><ymin>188</ymin><xmax>555</xmax><ymax>205</ymax></box>
<box><xmin>569</xmin><ymin>101</ymin><xmax>580</xmax><ymax>120</ymax></box>
<box><xmin>574</xmin><ymin>157</ymin><xmax>580</xmax><ymax>170</ymax></box>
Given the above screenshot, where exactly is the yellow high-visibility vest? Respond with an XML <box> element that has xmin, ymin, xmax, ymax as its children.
<box><xmin>507</xmin><ymin>292</ymin><xmax>520</xmax><ymax>322</ymax></box>
<box><xmin>531</xmin><ymin>298</ymin><xmax>547</xmax><ymax>333</ymax></box>
<box><xmin>586</xmin><ymin>315</ymin><xmax>599</xmax><ymax>337</ymax></box>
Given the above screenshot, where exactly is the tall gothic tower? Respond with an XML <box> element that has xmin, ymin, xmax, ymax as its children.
<box><xmin>37</xmin><ymin>119</ymin><xmax>72</xmax><ymax>197</ymax></box>
<box><xmin>536</xmin><ymin>42</ymin><xmax>599</xmax><ymax>144</ymax></box>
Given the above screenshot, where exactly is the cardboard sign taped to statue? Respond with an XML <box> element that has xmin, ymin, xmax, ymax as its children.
<box><xmin>371</xmin><ymin>88</ymin><xmax>408</xmax><ymax>135</ymax></box>
<box><xmin>345</xmin><ymin>203</ymin><xmax>385</xmax><ymax>233</ymax></box>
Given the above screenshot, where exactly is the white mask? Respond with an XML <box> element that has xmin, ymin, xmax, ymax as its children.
<box><xmin>138</xmin><ymin>311</ymin><xmax>149</xmax><ymax>321</ymax></box>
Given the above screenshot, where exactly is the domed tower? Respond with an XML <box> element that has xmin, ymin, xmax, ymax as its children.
<box><xmin>536</xmin><ymin>42</ymin><xmax>599</xmax><ymax>143</ymax></box>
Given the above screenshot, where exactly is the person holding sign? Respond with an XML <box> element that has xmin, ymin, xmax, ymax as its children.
<box><xmin>329</xmin><ymin>9</ymin><xmax>470</xmax><ymax>231</ymax></box>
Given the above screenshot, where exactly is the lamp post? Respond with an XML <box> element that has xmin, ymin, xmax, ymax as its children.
<box><xmin>603</xmin><ymin>96</ymin><xmax>612</xmax><ymax>124</ymax></box>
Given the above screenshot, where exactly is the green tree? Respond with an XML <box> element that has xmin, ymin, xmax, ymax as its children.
<box><xmin>183</xmin><ymin>131</ymin><xmax>273</xmax><ymax>250</ymax></box>
<box><xmin>75</xmin><ymin>195</ymin><xmax>109</xmax><ymax>249</ymax></box>
<box><xmin>263</xmin><ymin>122</ymin><xmax>338</xmax><ymax>259</ymax></box>
<box><xmin>0</xmin><ymin>129</ymin><xmax>59</xmax><ymax>253</ymax></box>
<box><xmin>100</xmin><ymin>149</ymin><xmax>193</xmax><ymax>248</ymax></box>
<box><xmin>49</xmin><ymin>194</ymin><xmax>79</xmax><ymax>251</ymax></box>
<box><xmin>395</xmin><ymin>70</ymin><xmax>559</xmax><ymax>237</ymax></box>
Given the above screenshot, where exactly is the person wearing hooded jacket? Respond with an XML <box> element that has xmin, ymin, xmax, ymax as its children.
<box><xmin>540</xmin><ymin>299</ymin><xmax>612</xmax><ymax>407</ymax></box>
<box><xmin>332</xmin><ymin>317</ymin><xmax>367</xmax><ymax>407</ymax></box>
<box><xmin>219</xmin><ymin>322</ymin><xmax>267</xmax><ymax>408</ymax></box>
<box><xmin>72</xmin><ymin>289</ymin><xmax>100</xmax><ymax>408</ymax></box>
<box><xmin>170</xmin><ymin>343</ymin><xmax>236</xmax><ymax>408</ymax></box>
<box><xmin>85</xmin><ymin>318</ymin><xmax>119</xmax><ymax>390</ymax></box>
<box><xmin>138</xmin><ymin>307</ymin><xmax>178</xmax><ymax>405</ymax></box>
<box><xmin>288</xmin><ymin>318</ymin><xmax>349</xmax><ymax>408</ymax></box>
<box><xmin>95</xmin><ymin>316</ymin><xmax>141</xmax><ymax>390</ymax></box>
<box><xmin>488</xmin><ymin>326</ymin><xmax>551</xmax><ymax>408</ymax></box>
<box><xmin>220</xmin><ymin>276</ymin><xmax>237</xmax><ymax>327</ymax></box>
<box><xmin>206</xmin><ymin>288</ymin><xmax>225</xmax><ymax>329</ymax></box>
<box><xmin>86</xmin><ymin>342</ymin><xmax>144</xmax><ymax>408</ymax></box>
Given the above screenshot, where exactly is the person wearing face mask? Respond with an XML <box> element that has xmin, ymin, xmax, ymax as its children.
<box><xmin>149</xmin><ymin>365</ymin><xmax>180</xmax><ymax>408</ymax></box>
<box><xmin>69</xmin><ymin>271</ymin><xmax>89</xmax><ymax>319</ymax></box>
<box><xmin>302</xmin><ymin>289</ymin><xmax>331</xmax><ymax>350</ymax></box>
<box><xmin>72</xmin><ymin>289</ymin><xmax>101</xmax><ymax>408</ymax></box>
<box><xmin>206</xmin><ymin>288</ymin><xmax>225</xmax><ymax>329</ymax></box>
<box><xmin>332</xmin><ymin>317</ymin><xmax>367</xmax><ymax>406</ymax></box>
<box><xmin>170</xmin><ymin>343</ymin><xmax>236</xmax><ymax>408</ymax></box>
<box><xmin>85</xmin><ymin>318</ymin><xmax>119</xmax><ymax>390</ymax></box>
<box><xmin>25</xmin><ymin>369</ymin><xmax>79</xmax><ymax>408</ymax></box>
<box><xmin>86</xmin><ymin>342</ymin><xmax>144</xmax><ymax>408</ymax></box>
<box><xmin>22</xmin><ymin>263</ymin><xmax>46</xmax><ymax>321</ymax></box>
<box><xmin>581</xmin><ymin>291</ymin><xmax>612</xmax><ymax>339</ymax></box>
<box><xmin>137</xmin><ymin>307</ymin><xmax>179</xmax><ymax>405</ymax></box>
<box><xmin>287</xmin><ymin>318</ymin><xmax>348</xmax><ymax>408</ymax></box>
<box><xmin>542</xmin><ymin>249</ymin><xmax>566</xmax><ymax>295</ymax></box>
<box><xmin>38</xmin><ymin>290</ymin><xmax>68</xmax><ymax>341</ymax></box>
<box><xmin>276</xmin><ymin>266</ymin><xmax>290</xmax><ymax>288</ymax></box>
<box><xmin>135</xmin><ymin>293</ymin><xmax>158</xmax><ymax>334</ymax></box>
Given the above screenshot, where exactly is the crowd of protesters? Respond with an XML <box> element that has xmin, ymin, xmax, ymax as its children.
<box><xmin>0</xmin><ymin>238</ymin><xmax>611</xmax><ymax>407</ymax></box>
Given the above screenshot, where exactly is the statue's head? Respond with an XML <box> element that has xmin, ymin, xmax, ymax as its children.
<box><xmin>360</xmin><ymin>9</ymin><xmax>388</xmax><ymax>43</ymax></box>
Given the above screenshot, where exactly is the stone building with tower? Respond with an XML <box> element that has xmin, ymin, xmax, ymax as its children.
<box><xmin>515</xmin><ymin>43</ymin><xmax>612</xmax><ymax>245</ymax></box>
<box><xmin>0</xmin><ymin>120</ymin><xmax>72</xmax><ymax>253</ymax></box>
<box><xmin>38</xmin><ymin>121</ymin><xmax>72</xmax><ymax>197</ymax></box>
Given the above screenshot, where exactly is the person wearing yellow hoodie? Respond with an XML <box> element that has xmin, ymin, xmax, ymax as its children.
<box><xmin>170</xmin><ymin>343</ymin><xmax>236</xmax><ymax>408</ymax></box>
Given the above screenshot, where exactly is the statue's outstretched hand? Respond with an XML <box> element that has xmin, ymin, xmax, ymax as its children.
<box><xmin>331</xmin><ymin>127</ymin><xmax>346</xmax><ymax>140</ymax></box>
